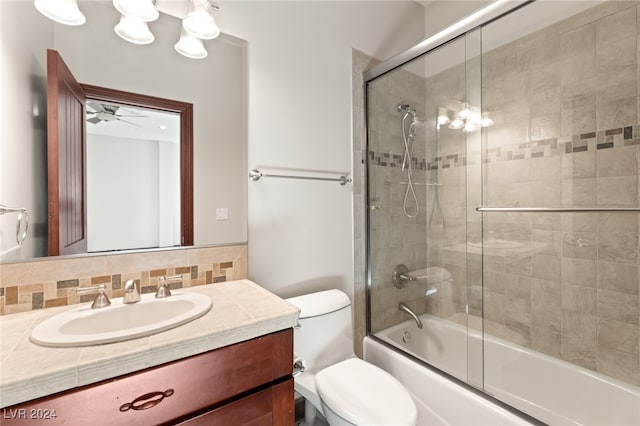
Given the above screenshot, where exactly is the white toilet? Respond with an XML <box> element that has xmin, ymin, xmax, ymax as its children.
<box><xmin>286</xmin><ymin>289</ymin><xmax>418</xmax><ymax>426</ymax></box>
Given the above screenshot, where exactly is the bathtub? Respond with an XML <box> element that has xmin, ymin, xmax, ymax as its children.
<box><xmin>366</xmin><ymin>314</ymin><xmax>640</xmax><ymax>426</ymax></box>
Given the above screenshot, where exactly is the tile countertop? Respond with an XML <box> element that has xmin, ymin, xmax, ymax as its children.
<box><xmin>0</xmin><ymin>279</ymin><xmax>300</xmax><ymax>408</ymax></box>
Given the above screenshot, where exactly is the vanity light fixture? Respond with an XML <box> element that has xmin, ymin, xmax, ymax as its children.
<box><xmin>183</xmin><ymin>0</ymin><xmax>220</xmax><ymax>40</ymax></box>
<box><xmin>113</xmin><ymin>0</ymin><xmax>159</xmax><ymax>22</ymax></box>
<box><xmin>114</xmin><ymin>15</ymin><xmax>155</xmax><ymax>45</ymax></box>
<box><xmin>175</xmin><ymin>29</ymin><xmax>208</xmax><ymax>59</ymax></box>
<box><xmin>34</xmin><ymin>0</ymin><xmax>221</xmax><ymax>59</ymax></box>
<box><xmin>34</xmin><ymin>0</ymin><xmax>86</xmax><ymax>26</ymax></box>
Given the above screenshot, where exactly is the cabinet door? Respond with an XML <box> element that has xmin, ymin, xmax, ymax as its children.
<box><xmin>2</xmin><ymin>330</ymin><xmax>292</xmax><ymax>425</ymax></box>
<box><xmin>179</xmin><ymin>378</ymin><xmax>294</xmax><ymax>426</ymax></box>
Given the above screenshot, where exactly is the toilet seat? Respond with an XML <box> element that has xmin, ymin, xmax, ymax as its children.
<box><xmin>315</xmin><ymin>358</ymin><xmax>418</xmax><ymax>426</ymax></box>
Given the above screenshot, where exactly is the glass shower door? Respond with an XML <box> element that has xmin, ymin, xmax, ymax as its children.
<box><xmin>366</xmin><ymin>30</ymin><xmax>483</xmax><ymax>386</ymax></box>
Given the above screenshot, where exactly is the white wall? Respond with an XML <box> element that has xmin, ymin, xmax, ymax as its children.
<box><xmin>423</xmin><ymin>1</ymin><xmax>492</xmax><ymax>37</ymax></box>
<box><xmin>216</xmin><ymin>1</ymin><xmax>426</xmax><ymax>297</ymax></box>
<box><xmin>0</xmin><ymin>2</ymin><xmax>52</xmax><ymax>261</ymax></box>
<box><xmin>87</xmin><ymin>135</ymin><xmax>160</xmax><ymax>252</ymax></box>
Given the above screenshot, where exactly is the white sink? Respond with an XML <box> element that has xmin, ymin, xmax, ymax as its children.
<box><xmin>30</xmin><ymin>292</ymin><xmax>212</xmax><ymax>347</ymax></box>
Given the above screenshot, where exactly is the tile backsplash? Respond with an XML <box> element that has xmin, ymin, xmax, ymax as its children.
<box><xmin>0</xmin><ymin>244</ymin><xmax>247</xmax><ymax>315</ymax></box>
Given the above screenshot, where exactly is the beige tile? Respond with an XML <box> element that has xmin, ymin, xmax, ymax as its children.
<box><xmin>562</xmin><ymin>178</ymin><xmax>596</xmax><ymax>206</ymax></box>
<box><xmin>597</xmin><ymin>347</ymin><xmax>640</xmax><ymax>386</ymax></box>
<box><xmin>596</xmin><ymin>145</ymin><xmax>638</xmax><ymax>177</ymax></box>
<box><xmin>598</xmin><ymin>318</ymin><xmax>639</xmax><ymax>354</ymax></box>
<box><xmin>597</xmin><ymin>230</ymin><xmax>638</xmax><ymax>264</ymax></box>
<box><xmin>561</xmin><ymin>150</ymin><xmax>596</xmax><ymax>178</ymax></box>
<box><xmin>562</xmin><ymin>311</ymin><xmax>597</xmax><ymax>341</ymax></box>
<box><xmin>561</xmin><ymin>284</ymin><xmax>597</xmax><ymax>314</ymax></box>
<box><xmin>595</xmin><ymin>6</ymin><xmax>636</xmax><ymax>45</ymax></box>
<box><xmin>533</xmin><ymin>255</ymin><xmax>561</xmax><ymax>281</ymax></box>
<box><xmin>505</xmin><ymin>295</ymin><xmax>531</xmax><ymax>325</ymax></box>
<box><xmin>561</xmin><ymin>335</ymin><xmax>597</xmax><ymax>370</ymax></box>
<box><xmin>505</xmin><ymin>274</ymin><xmax>531</xmax><ymax>300</ymax></box>
<box><xmin>531</xmin><ymin>230</ymin><xmax>561</xmax><ymax>256</ymax></box>
<box><xmin>561</xmin><ymin>22</ymin><xmax>596</xmax><ymax>58</ymax></box>
<box><xmin>597</xmin><ymin>96</ymin><xmax>637</xmax><ymax>130</ymax></box>
<box><xmin>531</xmin><ymin>114</ymin><xmax>560</xmax><ymax>140</ymax></box>
<box><xmin>597</xmin><ymin>261</ymin><xmax>638</xmax><ymax>294</ymax></box>
<box><xmin>562</xmin><ymin>232</ymin><xmax>597</xmax><ymax>259</ymax></box>
<box><xmin>597</xmin><ymin>176</ymin><xmax>638</xmax><ymax>206</ymax></box>
<box><xmin>597</xmin><ymin>289</ymin><xmax>639</xmax><ymax>324</ymax></box>
<box><xmin>532</xmin><ymin>278</ymin><xmax>561</xmax><ymax>332</ymax></box>
<box><xmin>483</xmin><ymin>290</ymin><xmax>505</xmax><ymax>324</ymax></box>
<box><xmin>532</xmin><ymin>326</ymin><xmax>561</xmax><ymax>358</ymax></box>
<box><xmin>562</xmin><ymin>54</ymin><xmax>596</xmax><ymax>87</ymax></box>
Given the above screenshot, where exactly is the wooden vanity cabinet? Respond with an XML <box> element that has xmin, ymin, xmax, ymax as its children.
<box><xmin>2</xmin><ymin>329</ymin><xmax>294</xmax><ymax>426</ymax></box>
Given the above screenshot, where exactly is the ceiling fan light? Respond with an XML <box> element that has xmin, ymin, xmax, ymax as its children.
<box><xmin>34</xmin><ymin>0</ymin><xmax>86</xmax><ymax>26</ymax></box>
<box><xmin>183</xmin><ymin>0</ymin><xmax>220</xmax><ymax>40</ymax></box>
<box><xmin>113</xmin><ymin>0</ymin><xmax>159</xmax><ymax>22</ymax></box>
<box><xmin>175</xmin><ymin>29</ymin><xmax>208</xmax><ymax>59</ymax></box>
<box><xmin>114</xmin><ymin>15</ymin><xmax>155</xmax><ymax>45</ymax></box>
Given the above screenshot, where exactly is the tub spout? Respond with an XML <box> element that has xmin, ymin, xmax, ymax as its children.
<box><xmin>399</xmin><ymin>302</ymin><xmax>423</xmax><ymax>329</ymax></box>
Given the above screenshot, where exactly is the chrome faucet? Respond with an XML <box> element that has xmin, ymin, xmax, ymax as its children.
<box><xmin>123</xmin><ymin>279</ymin><xmax>141</xmax><ymax>304</ymax></box>
<box><xmin>399</xmin><ymin>302</ymin><xmax>423</xmax><ymax>329</ymax></box>
<box><xmin>77</xmin><ymin>284</ymin><xmax>111</xmax><ymax>309</ymax></box>
<box><xmin>156</xmin><ymin>274</ymin><xmax>182</xmax><ymax>298</ymax></box>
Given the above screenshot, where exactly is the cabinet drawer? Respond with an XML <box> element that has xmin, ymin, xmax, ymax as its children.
<box><xmin>179</xmin><ymin>378</ymin><xmax>294</xmax><ymax>426</ymax></box>
<box><xmin>3</xmin><ymin>329</ymin><xmax>293</xmax><ymax>425</ymax></box>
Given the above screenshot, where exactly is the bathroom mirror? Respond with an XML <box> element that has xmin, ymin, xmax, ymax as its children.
<box><xmin>0</xmin><ymin>1</ymin><xmax>248</xmax><ymax>263</ymax></box>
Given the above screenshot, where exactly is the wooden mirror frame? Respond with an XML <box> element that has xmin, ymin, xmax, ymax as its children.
<box><xmin>80</xmin><ymin>84</ymin><xmax>194</xmax><ymax>249</ymax></box>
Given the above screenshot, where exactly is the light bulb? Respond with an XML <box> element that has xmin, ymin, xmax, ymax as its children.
<box><xmin>175</xmin><ymin>29</ymin><xmax>208</xmax><ymax>59</ymax></box>
<box><xmin>449</xmin><ymin>118</ymin><xmax>465</xmax><ymax>130</ymax></box>
<box><xmin>183</xmin><ymin>0</ymin><xmax>220</xmax><ymax>40</ymax></box>
<box><xmin>114</xmin><ymin>15</ymin><xmax>155</xmax><ymax>45</ymax></box>
<box><xmin>34</xmin><ymin>0</ymin><xmax>86</xmax><ymax>26</ymax></box>
<box><xmin>113</xmin><ymin>0</ymin><xmax>159</xmax><ymax>22</ymax></box>
<box><xmin>437</xmin><ymin>107</ymin><xmax>450</xmax><ymax>125</ymax></box>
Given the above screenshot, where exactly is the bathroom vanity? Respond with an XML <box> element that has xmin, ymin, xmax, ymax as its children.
<box><xmin>0</xmin><ymin>280</ymin><xmax>299</xmax><ymax>425</ymax></box>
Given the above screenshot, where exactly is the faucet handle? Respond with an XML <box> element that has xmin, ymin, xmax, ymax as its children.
<box><xmin>123</xmin><ymin>279</ymin><xmax>141</xmax><ymax>304</ymax></box>
<box><xmin>77</xmin><ymin>284</ymin><xmax>111</xmax><ymax>309</ymax></box>
<box><xmin>156</xmin><ymin>275</ymin><xmax>182</xmax><ymax>298</ymax></box>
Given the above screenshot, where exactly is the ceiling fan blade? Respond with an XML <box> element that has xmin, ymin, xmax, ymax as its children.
<box><xmin>118</xmin><ymin>106</ymin><xmax>148</xmax><ymax>116</ymax></box>
<box><xmin>87</xmin><ymin>117</ymin><xmax>102</xmax><ymax>124</ymax></box>
<box><xmin>115</xmin><ymin>114</ymin><xmax>150</xmax><ymax>118</ymax></box>
<box><xmin>117</xmin><ymin>118</ymin><xmax>143</xmax><ymax>127</ymax></box>
<box><xmin>103</xmin><ymin>105</ymin><xmax>120</xmax><ymax>114</ymax></box>
<box><xmin>87</xmin><ymin>101</ymin><xmax>105</xmax><ymax>113</ymax></box>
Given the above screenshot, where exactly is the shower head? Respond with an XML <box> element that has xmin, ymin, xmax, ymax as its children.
<box><xmin>397</xmin><ymin>103</ymin><xmax>416</xmax><ymax>117</ymax></box>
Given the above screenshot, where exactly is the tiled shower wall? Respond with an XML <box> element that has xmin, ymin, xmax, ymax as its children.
<box><xmin>477</xmin><ymin>1</ymin><xmax>640</xmax><ymax>386</ymax></box>
<box><xmin>0</xmin><ymin>244</ymin><xmax>248</xmax><ymax>316</ymax></box>
<box><xmin>364</xmin><ymin>0</ymin><xmax>640</xmax><ymax>387</ymax></box>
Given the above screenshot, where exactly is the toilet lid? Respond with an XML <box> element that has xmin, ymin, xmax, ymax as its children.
<box><xmin>315</xmin><ymin>358</ymin><xmax>417</xmax><ymax>426</ymax></box>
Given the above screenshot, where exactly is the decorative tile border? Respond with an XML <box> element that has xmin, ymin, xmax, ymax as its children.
<box><xmin>366</xmin><ymin>125</ymin><xmax>640</xmax><ymax>170</ymax></box>
<box><xmin>0</xmin><ymin>245</ymin><xmax>248</xmax><ymax>315</ymax></box>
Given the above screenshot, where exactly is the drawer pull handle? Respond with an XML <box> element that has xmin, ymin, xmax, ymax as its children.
<box><xmin>119</xmin><ymin>389</ymin><xmax>175</xmax><ymax>412</ymax></box>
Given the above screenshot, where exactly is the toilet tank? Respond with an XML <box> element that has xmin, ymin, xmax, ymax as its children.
<box><xmin>286</xmin><ymin>289</ymin><xmax>354</xmax><ymax>372</ymax></box>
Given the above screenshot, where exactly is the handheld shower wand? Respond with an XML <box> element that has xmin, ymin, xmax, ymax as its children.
<box><xmin>397</xmin><ymin>104</ymin><xmax>423</xmax><ymax>218</ymax></box>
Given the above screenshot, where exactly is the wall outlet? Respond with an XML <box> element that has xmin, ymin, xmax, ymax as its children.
<box><xmin>216</xmin><ymin>208</ymin><xmax>228</xmax><ymax>220</ymax></box>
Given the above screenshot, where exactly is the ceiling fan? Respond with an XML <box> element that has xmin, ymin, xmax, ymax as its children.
<box><xmin>86</xmin><ymin>101</ymin><xmax>148</xmax><ymax>127</ymax></box>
